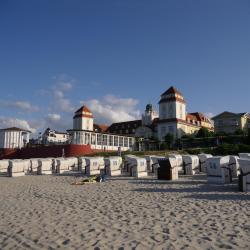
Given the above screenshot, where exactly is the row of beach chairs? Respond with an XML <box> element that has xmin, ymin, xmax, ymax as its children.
<box><xmin>142</xmin><ymin>153</ymin><xmax>250</xmax><ymax>192</ymax></box>
<box><xmin>1</xmin><ymin>153</ymin><xmax>250</xmax><ymax>191</ymax></box>
<box><xmin>0</xmin><ymin>156</ymin><xmax>123</xmax><ymax>177</ymax></box>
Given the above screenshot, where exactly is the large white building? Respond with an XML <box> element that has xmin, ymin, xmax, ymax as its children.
<box><xmin>68</xmin><ymin>106</ymin><xmax>135</xmax><ymax>151</ymax></box>
<box><xmin>107</xmin><ymin>86</ymin><xmax>214</xmax><ymax>141</ymax></box>
<box><xmin>0</xmin><ymin>127</ymin><xmax>31</xmax><ymax>149</ymax></box>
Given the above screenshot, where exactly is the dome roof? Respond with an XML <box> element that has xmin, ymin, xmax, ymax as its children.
<box><xmin>146</xmin><ymin>104</ymin><xmax>153</xmax><ymax>112</ymax></box>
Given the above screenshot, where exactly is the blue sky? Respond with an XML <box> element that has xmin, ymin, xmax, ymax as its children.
<box><xmin>0</xmin><ymin>0</ymin><xmax>250</xmax><ymax>135</ymax></box>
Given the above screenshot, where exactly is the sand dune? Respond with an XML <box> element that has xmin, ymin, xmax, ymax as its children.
<box><xmin>0</xmin><ymin>174</ymin><xmax>249</xmax><ymax>249</ymax></box>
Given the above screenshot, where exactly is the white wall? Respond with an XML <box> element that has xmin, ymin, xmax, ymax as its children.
<box><xmin>73</xmin><ymin>117</ymin><xmax>93</xmax><ymax>131</ymax></box>
<box><xmin>157</xmin><ymin>122</ymin><xmax>177</xmax><ymax>141</ymax></box>
<box><xmin>0</xmin><ymin>130</ymin><xmax>29</xmax><ymax>149</ymax></box>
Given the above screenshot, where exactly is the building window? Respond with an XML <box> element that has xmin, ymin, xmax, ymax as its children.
<box><xmin>161</xmin><ymin>105</ymin><xmax>167</xmax><ymax>119</ymax></box>
<box><xmin>109</xmin><ymin>135</ymin><xmax>113</xmax><ymax>146</ymax></box>
<box><xmin>85</xmin><ymin>133</ymin><xmax>90</xmax><ymax>144</ymax></box>
<box><xmin>168</xmin><ymin>126</ymin><xmax>174</xmax><ymax>134</ymax></box>
<box><xmin>161</xmin><ymin>126</ymin><xmax>166</xmax><ymax>137</ymax></box>
<box><xmin>119</xmin><ymin>137</ymin><xmax>123</xmax><ymax>147</ymax></box>
<box><xmin>102</xmin><ymin>134</ymin><xmax>107</xmax><ymax>146</ymax></box>
<box><xmin>97</xmin><ymin>134</ymin><xmax>102</xmax><ymax>145</ymax></box>
<box><xmin>129</xmin><ymin>138</ymin><xmax>133</xmax><ymax>147</ymax></box>
<box><xmin>168</xmin><ymin>104</ymin><xmax>173</xmax><ymax>118</ymax></box>
<box><xmin>91</xmin><ymin>134</ymin><xmax>96</xmax><ymax>144</ymax></box>
<box><xmin>114</xmin><ymin>136</ymin><xmax>118</xmax><ymax>146</ymax></box>
<box><xmin>124</xmin><ymin>137</ymin><xmax>128</xmax><ymax>147</ymax></box>
<box><xmin>218</xmin><ymin>120</ymin><xmax>223</xmax><ymax>126</ymax></box>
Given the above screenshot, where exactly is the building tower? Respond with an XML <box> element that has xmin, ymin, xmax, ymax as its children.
<box><xmin>157</xmin><ymin>86</ymin><xmax>186</xmax><ymax>141</ymax></box>
<box><xmin>73</xmin><ymin>105</ymin><xmax>94</xmax><ymax>131</ymax></box>
<box><xmin>142</xmin><ymin>104</ymin><xmax>158</xmax><ymax>126</ymax></box>
<box><xmin>158</xmin><ymin>86</ymin><xmax>186</xmax><ymax>120</ymax></box>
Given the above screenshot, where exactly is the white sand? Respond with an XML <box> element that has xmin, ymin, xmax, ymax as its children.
<box><xmin>0</xmin><ymin>174</ymin><xmax>249</xmax><ymax>249</ymax></box>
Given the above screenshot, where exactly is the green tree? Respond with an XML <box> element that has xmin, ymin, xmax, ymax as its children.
<box><xmin>164</xmin><ymin>133</ymin><xmax>174</xmax><ymax>149</ymax></box>
<box><xmin>234</xmin><ymin>128</ymin><xmax>244</xmax><ymax>135</ymax></box>
<box><xmin>196</xmin><ymin>127</ymin><xmax>211</xmax><ymax>138</ymax></box>
<box><xmin>247</xmin><ymin>129</ymin><xmax>250</xmax><ymax>145</ymax></box>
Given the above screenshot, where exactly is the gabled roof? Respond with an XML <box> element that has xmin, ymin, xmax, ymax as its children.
<box><xmin>0</xmin><ymin>127</ymin><xmax>31</xmax><ymax>133</ymax></box>
<box><xmin>161</xmin><ymin>86</ymin><xmax>183</xmax><ymax>96</ymax></box>
<box><xmin>75</xmin><ymin>105</ymin><xmax>92</xmax><ymax>113</ymax></box>
<box><xmin>212</xmin><ymin>111</ymin><xmax>249</xmax><ymax>120</ymax></box>
<box><xmin>94</xmin><ymin>124</ymin><xmax>109</xmax><ymax>133</ymax></box>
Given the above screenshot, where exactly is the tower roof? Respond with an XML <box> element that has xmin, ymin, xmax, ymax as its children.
<box><xmin>74</xmin><ymin>105</ymin><xmax>93</xmax><ymax>119</ymax></box>
<box><xmin>75</xmin><ymin>105</ymin><xmax>92</xmax><ymax>114</ymax></box>
<box><xmin>161</xmin><ymin>86</ymin><xmax>183</xmax><ymax>97</ymax></box>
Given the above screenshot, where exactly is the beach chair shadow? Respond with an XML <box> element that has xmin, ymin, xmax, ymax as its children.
<box><xmin>183</xmin><ymin>193</ymin><xmax>250</xmax><ymax>201</ymax></box>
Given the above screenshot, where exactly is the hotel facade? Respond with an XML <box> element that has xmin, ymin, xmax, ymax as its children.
<box><xmin>107</xmin><ymin>86</ymin><xmax>214</xmax><ymax>141</ymax></box>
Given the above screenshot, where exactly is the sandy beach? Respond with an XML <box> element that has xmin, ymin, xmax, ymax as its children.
<box><xmin>0</xmin><ymin>174</ymin><xmax>249</xmax><ymax>250</ymax></box>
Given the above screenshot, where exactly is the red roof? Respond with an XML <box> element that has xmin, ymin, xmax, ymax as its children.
<box><xmin>75</xmin><ymin>105</ymin><xmax>92</xmax><ymax>113</ymax></box>
<box><xmin>161</xmin><ymin>86</ymin><xmax>183</xmax><ymax>96</ymax></box>
<box><xmin>186</xmin><ymin>114</ymin><xmax>198</xmax><ymax>121</ymax></box>
<box><xmin>187</xmin><ymin>112</ymin><xmax>211</xmax><ymax>123</ymax></box>
<box><xmin>94</xmin><ymin>124</ymin><xmax>109</xmax><ymax>132</ymax></box>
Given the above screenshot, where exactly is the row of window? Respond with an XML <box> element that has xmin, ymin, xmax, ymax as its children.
<box><xmin>216</xmin><ymin>119</ymin><xmax>239</xmax><ymax>126</ymax></box>
<box><xmin>112</xmin><ymin>123</ymin><xmax>139</xmax><ymax>130</ymax></box>
<box><xmin>110</xmin><ymin>129</ymin><xmax>135</xmax><ymax>135</ymax></box>
<box><xmin>74</xmin><ymin>132</ymin><xmax>134</xmax><ymax>147</ymax></box>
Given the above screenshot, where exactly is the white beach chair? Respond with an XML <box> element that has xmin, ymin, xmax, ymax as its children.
<box><xmin>198</xmin><ymin>154</ymin><xmax>213</xmax><ymax>172</ymax></box>
<box><xmin>78</xmin><ymin>157</ymin><xmax>87</xmax><ymax>173</ymax></box>
<box><xmin>66</xmin><ymin>157</ymin><xmax>79</xmax><ymax>171</ymax></box>
<box><xmin>206</xmin><ymin>156</ymin><xmax>231</xmax><ymax>184</ymax></box>
<box><xmin>104</xmin><ymin>157</ymin><xmax>122</xmax><ymax>176</ymax></box>
<box><xmin>38</xmin><ymin>158</ymin><xmax>53</xmax><ymax>175</ymax></box>
<box><xmin>151</xmin><ymin>156</ymin><xmax>165</xmax><ymax>174</ymax></box>
<box><xmin>238</xmin><ymin>153</ymin><xmax>250</xmax><ymax>159</ymax></box>
<box><xmin>55</xmin><ymin>158</ymin><xmax>71</xmax><ymax>174</ymax></box>
<box><xmin>21</xmin><ymin>159</ymin><xmax>31</xmax><ymax>174</ymax></box>
<box><xmin>0</xmin><ymin>159</ymin><xmax>10</xmax><ymax>176</ymax></box>
<box><xmin>85</xmin><ymin>157</ymin><xmax>101</xmax><ymax>176</ymax></box>
<box><xmin>238</xmin><ymin>158</ymin><xmax>250</xmax><ymax>192</ymax></box>
<box><xmin>8</xmin><ymin>160</ymin><xmax>26</xmax><ymax>177</ymax></box>
<box><xmin>109</xmin><ymin>156</ymin><xmax>123</xmax><ymax>167</ymax></box>
<box><xmin>168</xmin><ymin>154</ymin><xmax>183</xmax><ymax>173</ymax></box>
<box><xmin>96</xmin><ymin>157</ymin><xmax>105</xmax><ymax>174</ymax></box>
<box><xmin>29</xmin><ymin>158</ymin><xmax>40</xmax><ymax>174</ymax></box>
<box><xmin>144</xmin><ymin>155</ymin><xmax>156</xmax><ymax>172</ymax></box>
<box><xmin>157</xmin><ymin>157</ymin><xmax>178</xmax><ymax>180</ymax></box>
<box><xmin>130</xmin><ymin>158</ymin><xmax>148</xmax><ymax>178</ymax></box>
<box><xmin>228</xmin><ymin>156</ymin><xmax>240</xmax><ymax>178</ymax></box>
<box><xmin>182</xmin><ymin>155</ymin><xmax>200</xmax><ymax>175</ymax></box>
<box><xmin>124</xmin><ymin>155</ymin><xmax>138</xmax><ymax>173</ymax></box>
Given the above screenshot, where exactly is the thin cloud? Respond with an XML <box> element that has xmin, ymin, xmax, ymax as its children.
<box><xmin>50</xmin><ymin>76</ymin><xmax>75</xmax><ymax>113</ymax></box>
<box><xmin>0</xmin><ymin>116</ymin><xmax>37</xmax><ymax>133</ymax></box>
<box><xmin>0</xmin><ymin>100</ymin><xmax>39</xmax><ymax>112</ymax></box>
<box><xmin>80</xmin><ymin>95</ymin><xmax>141</xmax><ymax>124</ymax></box>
